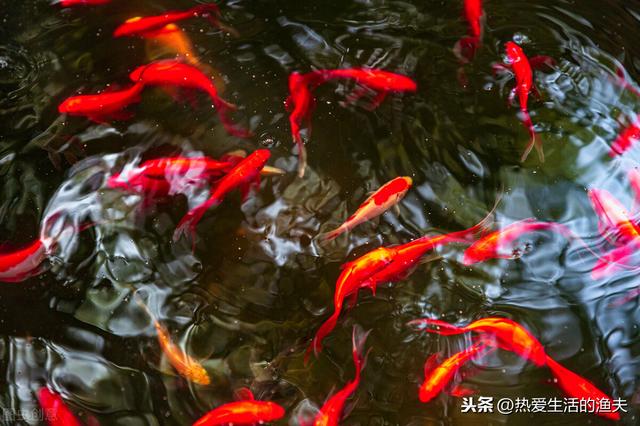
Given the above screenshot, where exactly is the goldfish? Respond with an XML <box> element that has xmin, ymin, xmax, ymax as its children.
<box><xmin>305</xmin><ymin>246</ymin><xmax>396</xmax><ymax>362</ymax></box>
<box><xmin>135</xmin><ymin>297</ymin><xmax>210</xmax><ymax>385</ymax></box>
<box><xmin>588</xmin><ymin>189</ymin><xmax>640</xmax><ymax>244</ymax></box>
<box><xmin>58</xmin><ymin>82</ymin><xmax>145</xmax><ymax>123</ymax></box>
<box><xmin>59</xmin><ymin>0</ymin><xmax>110</xmax><ymax>6</ymax></box>
<box><xmin>453</xmin><ymin>0</ymin><xmax>484</xmax><ymax>64</ymax></box>
<box><xmin>0</xmin><ymin>239</ymin><xmax>48</xmax><ymax>283</ymax></box>
<box><xmin>173</xmin><ymin>149</ymin><xmax>271</xmax><ymax>244</ymax></box>
<box><xmin>461</xmin><ymin>218</ymin><xmax>576</xmax><ymax>265</ymax></box>
<box><xmin>313</xmin><ymin>326</ymin><xmax>369</xmax><ymax>426</ymax></box>
<box><xmin>495</xmin><ymin>42</ymin><xmax>553</xmax><ymax>162</ymax></box>
<box><xmin>318</xmin><ymin>176</ymin><xmax>413</xmax><ymax>242</ymax></box>
<box><xmin>545</xmin><ymin>356</ymin><xmax>620</xmax><ymax>421</ymax></box>
<box><xmin>129</xmin><ymin>60</ymin><xmax>250</xmax><ymax>137</ymax></box>
<box><xmin>38</xmin><ymin>387</ymin><xmax>82</xmax><ymax>426</ymax></box>
<box><xmin>409</xmin><ymin>317</ymin><xmax>548</xmax><ymax>367</ymax></box>
<box><xmin>285</xmin><ymin>68</ymin><xmax>416</xmax><ymax>177</ymax></box>
<box><xmin>193</xmin><ymin>388</ymin><xmax>285</xmax><ymax>426</ymax></box>
<box><xmin>591</xmin><ymin>242</ymin><xmax>638</xmax><ymax>280</ymax></box>
<box><xmin>418</xmin><ymin>342</ymin><xmax>491</xmax><ymax>403</ymax></box>
<box><xmin>609</xmin><ymin>119</ymin><xmax>640</xmax><ymax>157</ymax></box>
<box><xmin>143</xmin><ymin>24</ymin><xmax>202</xmax><ymax>66</ymax></box>
<box><xmin>113</xmin><ymin>4</ymin><xmax>228</xmax><ymax>38</ymax></box>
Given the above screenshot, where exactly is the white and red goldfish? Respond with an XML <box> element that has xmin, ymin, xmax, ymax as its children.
<box><xmin>318</xmin><ymin>176</ymin><xmax>413</xmax><ymax>242</ymax></box>
<box><xmin>129</xmin><ymin>60</ymin><xmax>250</xmax><ymax>137</ymax></box>
<box><xmin>135</xmin><ymin>297</ymin><xmax>210</xmax><ymax>385</ymax></box>
<box><xmin>312</xmin><ymin>326</ymin><xmax>369</xmax><ymax>426</ymax></box>
<box><xmin>58</xmin><ymin>82</ymin><xmax>145</xmax><ymax>123</ymax></box>
<box><xmin>194</xmin><ymin>388</ymin><xmax>285</xmax><ymax>426</ymax></box>
<box><xmin>173</xmin><ymin>149</ymin><xmax>271</xmax><ymax>244</ymax></box>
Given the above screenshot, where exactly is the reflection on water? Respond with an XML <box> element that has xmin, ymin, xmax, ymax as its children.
<box><xmin>2</xmin><ymin>0</ymin><xmax>640</xmax><ymax>424</ymax></box>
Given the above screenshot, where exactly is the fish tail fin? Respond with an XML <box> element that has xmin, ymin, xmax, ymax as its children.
<box><xmin>407</xmin><ymin>318</ymin><xmax>466</xmax><ymax>335</ymax></box>
<box><xmin>462</xmin><ymin>186</ymin><xmax>503</xmax><ymax>238</ymax></box>
<box><xmin>304</xmin><ymin>310</ymin><xmax>340</xmax><ymax>364</ymax></box>
<box><xmin>520</xmin><ymin>111</ymin><xmax>539</xmax><ymax>162</ymax></box>
<box><xmin>352</xmin><ymin>325</ymin><xmax>370</xmax><ymax>375</ymax></box>
<box><xmin>295</xmin><ymin>135</ymin><xmax>307</xmax><ymax>178</ymax></box>
<box><xmin>453</xmin><ymin>36</ymin><xmax>480</xmax><ymax>64</ymax></box>
<box><xmin>317</xmin><ymin>226</ymin><xmax>346</xmax><ymax>243</ymax></box>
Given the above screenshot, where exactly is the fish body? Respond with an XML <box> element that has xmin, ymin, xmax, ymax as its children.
<box><xmin>129</xmin><ymin>60</ymin><xmax>249</xmax><ymax>137</ymax></box>
<box><xmin>464</xmin><ymin>0</ymin><xmax>483</xmax><ymax>40</ymax></box>
<box><xmin>114</xmin><ymin>4</ymin><xmax>221</xmax><ymax>37</ymax></box>
<box><xmin>194</xmin><ymin>394</ymin><xmax>285</xmax><ymax>426</ymax></box>
<box><xmin>322</xmin><ymin>68</ymin><xmax>417</xmax><ymax>93</ymax></box>
<box><xmin>153</xmin><ymin>320</ymin><xmax>210</xmax><ymax>385</ymax></box>
<box><xmin>419</xmin><ymin>342</ymin><xmax>488</xmax><ymax>403</ymax></box>
<box><xmin>305</xmin><ymin>246</ymin><xmax>395</xmax><ymax>361</ymax></box>
<box><xmin>38</xmin><ymin>388</ymin><xmax>82</xmax><ymax>426</ymax></box>
<box><xmin>58</xmin><ymin>82</ymin><xmax>144</xmax><ymax>122</ymax></box>
<box><xmin>609</xmin><ymin>120</ymin><xmax>640</xmax><ymax>157</ymax></box>
<box><xmin>319</xmin><ymin>176</ymin><xmax>413</xmax><ymax>241</ymax></box>
<box><xmin>411</xmin><ymin>317</ymin><xmax>547</xmax><ymax>367</ymax></box>
<box><xmin>173</xmin><ymin>150</ymin><xmax>271</xmax><ymax>243</ymax></box>
<box><xmin>59</xmin><ymin>0</ymin><xmax>110</xmax><ymax>6</ymax></box>
<box><xmin>545</xmin><ymin>356</ymin><xmax>620</xmax><ymax>421</ymax></box>
<box><xmin>462</xmin><ymin>218</ymin><xmax>573</xmax><ymax>265</ymax></box>
<box><xmin>588</xmin><ymin>189</ymin><xmax>640</xmax><ymax>244</ymax></box>
<box><xmin>503</xmin><ymin>41</ymin><xmax>540</xmax><ymax>161</ymax></box>
<box><xmin>313</xmin><ymin>327</ymin><xmax>368</xmax><ymax>426</ymax></box>
<box><xmin>0</xmin><ymin>239</ymin><xmax>47</xmax><ymax>283</ymax></box>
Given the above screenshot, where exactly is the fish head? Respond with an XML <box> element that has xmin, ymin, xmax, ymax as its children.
<box><xmin>504</xmin><ymin>41</ymin><xmax>522</xmax><ymax>64</ymax></box>
<box><xmin>58</xmin><ymin>96</ymin><xmax>84</xmax><ymax>113</ymax></box>
<box><xmin>187</xmin><ymin>364</ymin><xmax>211</xmax><ymax>386</ymax></box>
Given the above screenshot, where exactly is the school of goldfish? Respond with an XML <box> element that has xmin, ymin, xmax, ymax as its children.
<box><xmin>3</xmin><ymin>0</ymin><xmax>640</xmax><ymax>424</ymax></box>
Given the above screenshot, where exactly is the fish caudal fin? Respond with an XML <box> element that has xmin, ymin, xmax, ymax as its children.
<box><xmin>407</xmin><ymin>318</ymin><xmax>466</xmax><ymax>335</ymax></box>
<box><xmin>352</xmin><ymin>325</ymin><xmax>370</xmax><ymax>373</ymax></box>
<box><xmin>519</xmin><ymin>111</ymin><xmax>541</xmax><ymax>162</ymax></box>
<box><xmin>304</xmin><ymin>310</ymin><xmax>340</xmax><ymax>364</ymax></box>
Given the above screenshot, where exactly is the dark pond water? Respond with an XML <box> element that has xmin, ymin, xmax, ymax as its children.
<box><xmin>2</xmin><ymin>0</ymin><xmax>640</xmax><ymax>424</ymax></box>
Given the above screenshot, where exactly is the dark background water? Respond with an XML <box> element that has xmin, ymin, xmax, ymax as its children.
<box><xmin>1</xmin><ymin>0</ymin><xmax>640</xmax><ymax>424</ymax></box>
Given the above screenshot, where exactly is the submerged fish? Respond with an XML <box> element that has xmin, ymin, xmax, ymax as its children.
<box><xmin>409</xmin><ymin>317</ymin><xmax>548</xmax><ymax>367</ymax></box>
<box><xmin>193</xmin><ymin>388</ymin><xmax>285</xmax><ymax>426</ymax></box>
<box><xmin>38</xmin><ymin>387</ymin><xmax>82</xmax><ymax>426</ymax></box>
<box><xmin>418</xmin><ymin>341</ymin><xmax>491</xmax><ymax>403</ymax></box>
<box><xmin>0</xmin><ymin>239</ymin><xmax>48</xmax><ymax>283</ymax></box>
<box><xmin>59</xmin><ymin>0</ymin><xmax>110</xmax><ymax>6</ymax></box>
<box><xmin>136</xmin><ymin>297</ymin><xmax>210</xmax><ymax>385</ymax></box>
<box><xmin>609</xmin><ymin>119</ymin><xmax>640</xmax><ymax>157</ymax></box>
<box><xmin>129</xmin><ymin>60</ymin><xmax>250</xmax><ymax>137</ymax></box>
<box><xmin>313</xmin><ymin>326</ymin><xmax>369</xmax><ymax>426</ymax></box>
<box><xmin>318</xmin><ymin>176</ymin><xmax>413</xmax><ymax>242</ymax></box>
<box><xmin>588</xmin><ymin>188</ymin><xmax>640</xmax><ymax>245</ymax></box>
<box><xmin>58</xmin><ymin>82</ymin><xmax>144</xmax><ymax>123</ymax></box>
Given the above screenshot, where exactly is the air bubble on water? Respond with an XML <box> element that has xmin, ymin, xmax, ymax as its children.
<box><xmin>513</xmin><ymin>33</ymin><xmax>530</xmax><ymax>44</ymax></box>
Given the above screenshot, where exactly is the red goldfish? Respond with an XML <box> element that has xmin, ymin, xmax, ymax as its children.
<box><xmin>609</xmin><ymin>119</ymin><xmax>640</xmax><ymax>157</ymax></box>
<box><xmin>319</xmin><ymin>176</ymin><xmax>413</xmax><ymax>242</ymax></box>
<box><xmin>193</xmin><ymin>388</ymin><xmax>285</xmax><ymax>426</ymax></box>
<box><xmin>453</xmin><ymin>0</ymin><xmax>484</xmax><ymax>64</ymax></box>
<box><xmin>588</xmin><ymin>189</ymin><xmax>640</xmax><ymax>244</ymax></box>
<box><xmin>629</xmin><ymin>168</ymin><xmax>640</xmax><ymax>204</ymax></box>
<box><xmin>545</xmin><ymin>356</ymin><xmax>620</xmax><ymax>421</ymax></box>
<box><xmin>58</xmin><ymin>82</ymin><xmax>144</xmax><ymax>123</ymax></box>
<box><xmin>409</xmin><ymin>317</ymin><xmax>548</xmax><ymax>367</ymax></box>
<box><xmin>173</xmin><ymin>149</ymin><xmax>271</xmax><ymax>244</ymax></box>
<box><xmin>461</xmin><ymin>218</ymin><xmax>576</xmax><ymax>265</ymax></box>
<box><xmin>114</xmin><ymin>4</ymin><xmax>224</xmax><ymax>38</ymax></box>
<box><xmin>0</xmin><ymin>239</ymin><xmax>48</xmax><ymax>283</ymax></box>
<box><xmin>313</xmin><ymin>326</ymin><xmax>369</xmax><ymax>426</ymax></box>
<box><xmin>38</xmin><ymin>387</ymin><xmax>82</xmax><ymax>426</ymax></box>
<box><xmin>591</xmin><ymin>242</ymin><xmax>638</xmax><ymax>280</ymax></box>
<box><xmin>285</xmin><ymin>68</ymin><xmax>416</xmax><ymax>177</ymax></box>
<box><xmin>305</xmin><ymin>246</ymin><xmax>395</xmax><ymax>362</ymax></box>
<box><xmin>129</xmin><ymin>60</ymin><xmax>250</xmax><ymax>137</ymax></box>
<box><xmin>418</xmin><ymin>342</ymin><xmax>491</xmax><ymax>403</ymax></box>
<box><xmin>136</xmin><ymin>297</ymin><xmax>210</xmax><ymax>385</ymax></box>
<box><xmin>495</xmin><ymin>42</ymin><xmax>552</xmax><ymax>161</ymax></box>
<box><xmin>59</xmin><ymin>0</ymin><xmax>110</xmax><ymax>6</ymax></box>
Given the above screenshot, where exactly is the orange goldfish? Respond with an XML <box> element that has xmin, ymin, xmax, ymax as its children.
<box><xmin>313</xmin><ymin>326</ymin><xmax>369</xmax><ymax>426</ymax></box>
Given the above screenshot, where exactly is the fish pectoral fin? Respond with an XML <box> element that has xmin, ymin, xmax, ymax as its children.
<box><xmin>393</xmin><ymin>204</ymin><xmax>401</xmax><ymax>216</ymax></box>
<box><xmin>233</xmin><ymin>387</ymin><xmax>255</xmax><ymax>401</ymax></box>
<box><xmin>345</xmin><ymin>291</ymin><xmax>359</xmax><ymax>311</ymax></box>
<box><xmin>419</xmin><ymin>254</ymin><xmax>442</xmax><ymax>265</ymax></box>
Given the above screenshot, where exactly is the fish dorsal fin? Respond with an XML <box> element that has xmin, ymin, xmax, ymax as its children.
<box><xmin>423</xmin><ymin>353</ymin><xmax>442</xmax><ymax>376</ymax></box>
<box><xmin>234</xmin><ymin>387</ymin><xmax>255</xmax><ymax>401</ymax></box>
